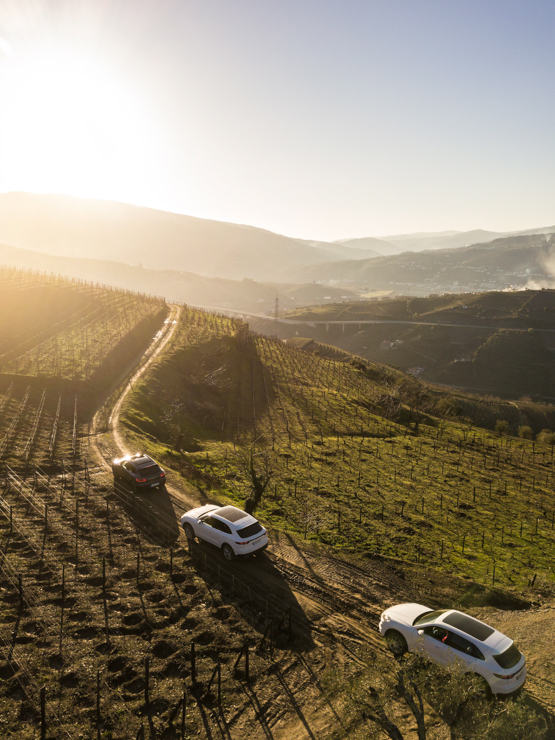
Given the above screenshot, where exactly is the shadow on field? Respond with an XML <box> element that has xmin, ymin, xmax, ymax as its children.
<box><xmin>186</xmin><ymin>538</ymin><xmax>315</xmax><ymax>651</ymax></box>
<box><xmin>415</xmin><ymin>664</ymin><xmax>555</xmax><ymax>740</ymax></box>
<box><xmin>111</xmin><ymin>480</ymin><xmax>181</xmax><ymax>545</ymax></box>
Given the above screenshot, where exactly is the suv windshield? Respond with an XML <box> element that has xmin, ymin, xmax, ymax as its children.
<box><xmin>493</xmin><ymin>644</ymin><xmax>522</xmax><ymax>670</ymax></box>
<box><xmin>237</xmin><ymin>522</ymin><xmax>263</xmax><ymax>539</ymax></box>
<box><xmin>413</xmin><ymin>609</ymin><xmax>448</xmax><ymax>627</ymax></box>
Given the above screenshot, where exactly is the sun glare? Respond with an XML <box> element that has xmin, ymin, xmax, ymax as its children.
<box><xmin>0</xmin><ymin>45</ymin><xmax>159</xmax><ymax>202</ymax></box>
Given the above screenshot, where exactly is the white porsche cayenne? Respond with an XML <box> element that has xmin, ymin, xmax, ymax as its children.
<box><xmin>180</xmin><ymin>504</ymin><xmax>268</xmax><ymax>561</ymax></box>
<box><xmin>379</xmin><ymin>603</ymin><xmax>526</xmax><ymax>696</ymax></box>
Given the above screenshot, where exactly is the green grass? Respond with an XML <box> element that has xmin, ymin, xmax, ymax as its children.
<box><xmin>121</xmin><ymin>307</ymin><xmax>555</xmax><ymax>595</ymax></box>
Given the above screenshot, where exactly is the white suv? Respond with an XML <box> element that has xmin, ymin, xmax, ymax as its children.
<box><xmin>180</xmin><ymin>504</ymin><xmax>268</xmax><ymax>561</ymax></box>
<box><xmin>379</xmin><ymin>603</ymin><xmax>526</xmax><ymax>696</ymax></box>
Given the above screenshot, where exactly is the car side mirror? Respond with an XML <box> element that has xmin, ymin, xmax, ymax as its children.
<box><xmin>417</xmin><ymin>630</ymin><xmax>424</xmax><ymax>636</ymax></box>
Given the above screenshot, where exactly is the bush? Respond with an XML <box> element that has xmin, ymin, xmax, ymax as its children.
<box><xmin>537</xmin><ymin>429</ymin><xmax>555</xmax><ymax>445</ymax></box>
<box><xmin>495</xmin><ymin>419</ymin><xmax>509</xmax><ymax>434</ymax></box>
<box><xmin>518</xmin><ymin>425</ymin><xmax>533</xmax><ymax>439</ymax></box>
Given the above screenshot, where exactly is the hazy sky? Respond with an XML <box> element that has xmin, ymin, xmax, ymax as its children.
<box><xmin>0</xmin><ymin>0</ymin><xmax>554</xmax><ymax>240</ymax></box>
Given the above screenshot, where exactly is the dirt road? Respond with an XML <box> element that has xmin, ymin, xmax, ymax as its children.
<box><xmin>87</xmin><ymin>301</ymin><xmax>555</xmax><ymax>735</ymax></box>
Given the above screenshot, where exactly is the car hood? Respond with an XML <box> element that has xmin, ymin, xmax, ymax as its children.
<box><xmin>183</xmin><ymin>504</ymin><xmax>220</xmax><ymax>519</ymax></box>
<box><xmin>385</xmin><ymin>603</ymin><xmax>432</xmax><ymax>626</ymax></box>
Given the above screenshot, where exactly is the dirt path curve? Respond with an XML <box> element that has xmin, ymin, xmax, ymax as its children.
<box><xmin>83</xmin><ymin>303</ymin><xmax>555</xmax><ymax>729</ymax></box>
<box><xmin>90</xmin><ymin>303</ymin><xmax>182</xmax><ymax>468</ymax></box>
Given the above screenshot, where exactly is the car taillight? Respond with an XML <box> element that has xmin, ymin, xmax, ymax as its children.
<box><xmin>160</xmin><ymin>471</ymin><xmax>165</xmax><ymax>477</ymax></box>
<box><xmin>135</xmin><ymin>478</ymin><xmax>146</xmax><ymax>483</ymax></box>
<box><xmin>493</xmin><ymin>671</ymin><xmax>519</xmax><ymax>680</ymax></box>
<box><xmin>235</xmin><ymin>541</ymin><xmax>249</xmax><ymax>545</ymax></box>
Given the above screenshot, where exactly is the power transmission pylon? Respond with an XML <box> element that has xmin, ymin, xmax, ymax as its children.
<box><xmin>274</xmin><ymin>295</ymin><xmax>279</xmax><ymax>338</ymax></box>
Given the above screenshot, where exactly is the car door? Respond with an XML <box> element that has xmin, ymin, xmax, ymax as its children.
<box><xmin>418</xmin><ymin>625</ymin><xmax>448</xmax><ymax>665</ymax></box>
<box><xmin>121</xmin><ymin>461</ymin><xmax>135</xmax><ymax>483</ymax></box>
<box><xmin>212</xmin><ymin>519</ymin><xmax>232</xmax><ymax>548</ymax></box>
<box><xmin>197</xmin><ymin>515</ymin><xmax>219</xmax><ymax>545</ymax></box>
<box><xmin>442</xmin><ymin>631</ymin><xmax>484</xmax><ymax>673</ymax></box>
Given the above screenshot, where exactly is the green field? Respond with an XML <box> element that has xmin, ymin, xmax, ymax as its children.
<box><xmin>123</xmin><ymin>307</ymin><xmax>555</xmax><ymax>595</ymax></box>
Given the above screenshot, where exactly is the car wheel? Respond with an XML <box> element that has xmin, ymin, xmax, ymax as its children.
<box><xmin>385</xmin><ymin>629</ymin><xmax>408</xmax><ymax>656</ymax></box>
<box><xmin>468</xmin><ymin>674</ymin><xmax>492</xmax><ymax>700</ymax></box>
<box><xmin>222</xmin><ymin>544</ymin><xmax>235</xmax><ymax>562</ymax></box>
<box><xmin>183</xmin><ymin>523</ymin><xmax>194</xmax><ymax>540</ymax></box>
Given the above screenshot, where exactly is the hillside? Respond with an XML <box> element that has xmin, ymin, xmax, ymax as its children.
<box><xmin>282</xmin><ymin>233</ymin><xmax>555</xmax><ymax>294</ymax></box>
<box><xmin>333</xmin><ymin>235</ymin><xmax>402</xmax><ymax>256</ymax></box>
<box><xmin>357</xmin><ymin>227</ymin><xmax>555</xmax><ymax>253</ymax></box>
<box><xmin>0</xmin><ymin>294</ymin><xmax>555</xmax><ymax>737</ymax></box>
<box><xmin>0</xmin><ymin>192</ymin><xmax>377</xmax><ymax>282</ymax></box>
<box><xmin>0</xmin><ymin>240</ymin><xmax>358</xmax><ymax>313</ymax></box>
<box><xmin>0</xmin><ymin>267</ymin><xmax>166</xmax><ymax>403</ymax></box>
<box><xmin>268</xmin><ymin>290</ymin><xmax>555</xmax><ymax>402</ymax></box>
<box><xmin>122</xmin><ymin>309</ymin><xmax>555</xmax><ymax>592</ymax></box>
<box><xmin>384</xmin><ymin>228</ymin><xmax>505</xmax><ymax>252</ymax></box>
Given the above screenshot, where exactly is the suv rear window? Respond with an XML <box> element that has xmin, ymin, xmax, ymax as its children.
<box><xmin>139</xmin><ymin>464</ymin><xmax>161</xmax><ymax>475</ymax></box>
<box><xmin>237</xmin><ymin>522</ymin><xmax>263</xmax><ymax>539</ymax></box>
<box><xmin>493</xmin><ymin>644</ymin><xmax>522</xmax><ymax>669</ymax></box>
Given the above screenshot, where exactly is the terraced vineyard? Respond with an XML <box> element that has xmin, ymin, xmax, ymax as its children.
<box><xmin>0</xmin><ymin>298</ymin><xmax>369</xmax><ymax>739</ymax></box>
<box><xmin>126</xmin><ymin>308</ymin><xmax>555</xmax><ymax>595</ymax></box>
<box><xmin>0</xmin><ymin>267</ymin><xmax>166</xmax><ymax>383</ymax></box>
<box><xmin>0</xmin><ymin>457</ymin><xmax>335</xmax><ymax>739</ymax></box>
<box><xmin>2</xmin><ymin>296</ymin><xmax>555</xmax><ymax>738</ymax></box>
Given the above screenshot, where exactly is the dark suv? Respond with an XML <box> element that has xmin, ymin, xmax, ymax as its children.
<box><xmin>112</xmin><ymin>453</ymin><xmax>166</xmax><ymax>491</ymax></box>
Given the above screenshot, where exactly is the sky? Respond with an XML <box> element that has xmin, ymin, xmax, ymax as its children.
<box><xmin>0</xmin><ymin>0</ymin><xmax>554</xmax><ymax>241</ymax></box>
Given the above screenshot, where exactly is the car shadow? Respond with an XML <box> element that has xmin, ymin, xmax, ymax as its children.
<box><xmin>185</xmin><ymin>537</ymin><xmax>315</xmax><ymax>651</ymax></box>
<box><xmin>111</xmin><ymin>479</ymin><xmax>181</xmax><ymax>545</ymax></box>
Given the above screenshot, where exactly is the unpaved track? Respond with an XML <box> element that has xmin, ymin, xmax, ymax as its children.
<box><xmin>86</xmin><ymin>302</ymin><xmax>555</xmax><ymax>727</ymax></box>
<box><xmin>91</xmin><ymin>304</ymin><xmax>181</xmax><ymax>465</ymax></box>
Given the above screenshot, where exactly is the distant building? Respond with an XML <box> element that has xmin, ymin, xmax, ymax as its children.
<box><xmin>407</xmin><ymin>367</ymin><xmax>424</xmax><ymax>377</ymax></box>
<box><xmin>380</xmin><ymin>340</ymin><xmax>394</xmax><ymax>350</ymax></box>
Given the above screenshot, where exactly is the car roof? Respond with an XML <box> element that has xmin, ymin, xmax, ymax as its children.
<box><xmin>213</xmin><ymin>506</ymin><xmax>255</xmax><ymax>526</ymax></box>
<box><xmin>437</xmin><ymin>610</ymin><xmax>507</xmax><ymax>648</ymax></box>
<box><xmin>114</xmin><ymin>453</ymin><xmax>154</xmax><ymax>465</ymax></box>
<box><xmin>134</xmin><ymin>456</ymin><xmax>157</xmax><ymax>468</ymax></box>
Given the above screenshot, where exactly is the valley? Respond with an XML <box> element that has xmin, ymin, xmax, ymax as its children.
<box><xmin>0</xmin><ymin>270</ymin><xmax>554</xmax><ymax>739</ymax></box>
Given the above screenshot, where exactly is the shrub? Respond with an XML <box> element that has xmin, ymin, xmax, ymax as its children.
<box><xmin>495</xmin><ymin>419</ymin><xmax>509</xmax><ymax>434</ymax></box>
<box><xmin>537</xmin><ymin>429</ymin><xmax>555</xmax><ymax>445</ymax></box>
<box><xmin>518</xmin><ymin>425</ymin><xmax>533</xmax><ymax>439</ymax></box>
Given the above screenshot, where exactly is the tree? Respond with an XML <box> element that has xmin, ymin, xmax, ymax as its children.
<box><xmin>518</xmin><ymin>425</ymin><xmax>533</xmax><ymax>440</ymax></box>
<box><xmin>233</xmin><ymin>442</ymin><xmax>274</xmax><ymax>514</ymax></box>
<box><xmin>324</xmin><ymin>650</ymin><xmax>548</xmax><ymax>740</ymax></box>
<box><xmin>495</xmin><ymin>419</ymin><xmax>509</xmax><ymax>435</ymax></box>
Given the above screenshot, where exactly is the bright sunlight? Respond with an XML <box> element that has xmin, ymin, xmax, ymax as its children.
<box><xmin>0</xmin><ymin>45</ymin><xmax>160</xmax><ymax>202</ymax></box>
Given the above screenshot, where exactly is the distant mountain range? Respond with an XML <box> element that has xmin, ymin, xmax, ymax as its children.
<box><xmin>338</xmin><ymin>227</ymin><xmax>555</xmax><ymax>254</ymax></box>
<box><xmin>283</xmin><ymin>233</ymin><xmax>555</xmax><ymax>294</ymax></box>
<box><xmin>0</xmin><ymin>192</ymin><xmax>379</xmax><ymax>282</ymax></box>
<box><xmin>1</xmin><ymin>192</ymin><xmax>554</xmax><ymax>294</ymax></box>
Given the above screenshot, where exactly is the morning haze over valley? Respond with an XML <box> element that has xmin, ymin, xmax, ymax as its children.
<box><xmin>1</xmin><ymin>2</ymin><xmax>555</xmax><ymax>739</ymax></box>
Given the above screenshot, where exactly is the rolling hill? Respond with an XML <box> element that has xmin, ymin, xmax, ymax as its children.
<box><xmin>267</xmin><ymin>289</ymin><xmax>555</xmax><ymax>402</ymax></box>
<box><xmin>0</xmin><ymin>192</ymin><xmax>378</xmax><ymax>282</ymax></box>
<box><xmin>282</xmin><ymin>233</ymin><xmax>555</xmax><ymax>294</ymax></box>
<box><xmin>0</xmin><ymin>276</ymin><xmax>554</xmax><ymax>737</ymax></box>
<box><xmin>356</xmin><ymin>227</ymin><xmax>555</xmax><ymax>253</ymax></box>
<box><xmin>0</xmin><ymin>240</ymin><xmax>358</xmax><ymax>313</ymax></box>
<box><xmin>332</xmin><ymin>235</ymin><xmax>401</xmax><ymax>256</ymax></box>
